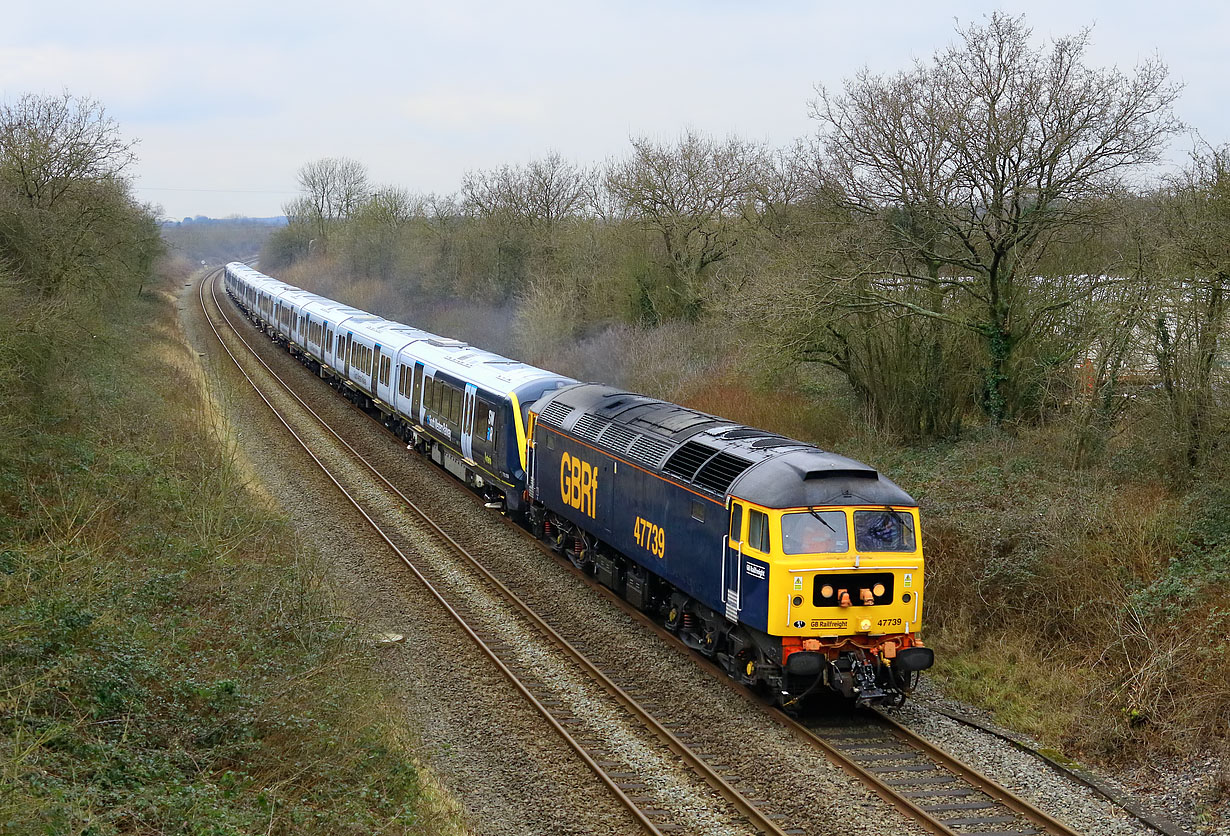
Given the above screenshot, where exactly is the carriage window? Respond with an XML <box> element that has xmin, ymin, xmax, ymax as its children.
<box><xmin>748</xmin><ymin>509</ymin><xmax>771</xmax><ymax>553</ymax></box>
<box><xmin>782</xmin><ymin>510</ymin><xmax>849</xmax><ymax>555</ymax></box>
<box><xmin>478</xmin><ymin>402</ymin><xmax>498</xmax><ymax>445</ymax></box>
<box><xmin>853</xmin><ymin>510</ymin><xmax>916</xmax><ymax>552</ymax></box>
<box><xmin>449</xmin><ymin>386</ymin><xmax>462</xmax><ymax>425</ymax></box>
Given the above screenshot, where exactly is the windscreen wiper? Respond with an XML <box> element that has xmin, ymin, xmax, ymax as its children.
<box><xmin>808</xmin><ymin>506</ymin><xmax>837</xmax><ymax>531</ymax></box>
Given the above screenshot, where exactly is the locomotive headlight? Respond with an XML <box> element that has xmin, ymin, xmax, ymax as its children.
<box><xmin>858</xmin><ymin>618</ymin><xmax>872</xmax><ymax>632</ymax></box>
<box><xmin>820</xmin><ymin>584</ymin><xmax>834</xmax><ymax>599</ymax></box>
<box><xmin>872</xmin><ymin>583</ymin><xmax>886</xmax><ymax>598</ymax></box>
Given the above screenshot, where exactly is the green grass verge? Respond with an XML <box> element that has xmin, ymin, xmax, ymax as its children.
<box><xmin>0</xmin><ymin>263</ymin><xmax>463</xmax><ymax>835</ymax></box>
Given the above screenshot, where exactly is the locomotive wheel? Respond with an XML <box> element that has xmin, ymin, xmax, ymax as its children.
<box><xmin>567</xmin><ymin>532</ymin><xmax>595</xmax><ymax>572</ymax></box>
<box><xmin>545</xmin><ymin>514</ymin><xmax>570</xmax><ymax>553</ymax></box>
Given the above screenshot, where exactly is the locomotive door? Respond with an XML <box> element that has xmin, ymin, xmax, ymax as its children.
<box><xmin>723</xmin><ymin>501</ymin><xmax>744</xmax><ymax>623</ymax></box>
<box><xmin>460</xmin><ymin>384</ymin><xmax>477</xmax><ymax>461</ymax></box>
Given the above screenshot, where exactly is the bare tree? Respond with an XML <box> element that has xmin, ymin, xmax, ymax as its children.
<box><xmin>811</xmin><ymin>12</ymin><xmax>1180</xmax><ymax>425</ymax></box>
<box><xmin>460</xmin><ymin>153</ymin><xmax>594</xmax><ymax>294</ymax></box>
<box><xmin>606</xmin><ymin>129</ymin><xmax>765</xmax><ymax>319</ymax></box>
<box><xmin>0</xmin><ymin>92</ymin><xmax>136</xmax><ymax>211</ymax></box>
<box><xmin>462</xmin><ymin>152</ymin><xmax>591</xmax><ymax>233</ymax></box>
<box><xmin>0</xmin><ymin>92</ymin><xmax>155</xmax><ymax>297</ymax></box>
<box><xmin>341</xmin><ymin>186</ymin><xmax>419</xmax><ymax>280</ymax></box>
<box><xmin>1156</xmin><ymin>144</ymin><xmax>1230</xmax><ymax>466</ymax></box>
<box><xmin>294</xmin><ymin>157</ymin><xmax>370</xmax><ymax>252</ymax></box>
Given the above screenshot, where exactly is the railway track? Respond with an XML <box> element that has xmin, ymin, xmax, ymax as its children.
<box><xmin>195</xmin><ymin>265</ymin><xmax>1148</xmax><ymax>836</ymax></box>
<box><xmin>795</xmin><ymin>709</ymin><xmax>1081</xmax><ymax>836</ymax></box>
<box><xmin>198</xmin><ymin>267</ymin><xmax>796</xmax><ymax>835</ymax></box>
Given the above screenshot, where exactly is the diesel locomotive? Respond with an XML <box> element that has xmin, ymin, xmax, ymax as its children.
<box><xmin>223</xmin><ymin>262</ymin><xmax>933</xmax><ymax>706</ymax></box>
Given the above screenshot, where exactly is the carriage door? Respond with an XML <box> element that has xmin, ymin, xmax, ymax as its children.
<box><xmin>460</xmin><ymin>384</ymin><xmax>477</xmax><ymax>461</ymax></box>
<box><xmin>723</xmin><ymin>501</ymin><xmax>745</xmax><ymax>622</ymax></box>
<box><xmin>370</xmin><ymin>344</ymin><xmax>382</xmax><ymax>398</ymax></box>
<box><xmin>411</xmin><ymin>362</ymin><xmax>424</xmax><ymax>425</ymax></box>
<box><xmin>421</xmin><ymin>368</ymin><xmax>435</xmax><ymax>426</ymax></box>
<box><xmin>343</xmin><ymin>332</ymin><xmax>352</xmax><ymax>376</ymax></box>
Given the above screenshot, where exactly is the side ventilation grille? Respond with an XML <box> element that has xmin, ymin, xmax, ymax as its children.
<box><xmin>662</xmin><ymin>441</ymin><xmax>752</xmax><ymax>496</ymax></box>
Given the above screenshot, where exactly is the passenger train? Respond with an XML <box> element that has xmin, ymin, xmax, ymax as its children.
<box><xmin>223</xmin><ymin>262</ymin><xmax>933</xmax><ymax>706</ymax></box>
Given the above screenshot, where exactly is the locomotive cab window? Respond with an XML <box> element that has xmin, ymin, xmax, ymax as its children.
<box><xmin>747</xmin><ymin>509</ymin><xmax>771</xmax><ymax>553</ymax></box>
<box><xmin>782</xmin><ymin>510</ymin><xmax>849</xmax><ymax>555</ymax></box>
<box><xmin>691</xmin><ymin>501</ymin><xmax>705</xmax><ymax>522</ymax></box>
<box><xmin>729</xmin><ymin>503</ymin><xmax>743</xmax><ymax>542</ymax></box>
<box><xmin>853</xmin><ymin>510</ymin><xmax>916</xmax><ymax>552</ymax></box>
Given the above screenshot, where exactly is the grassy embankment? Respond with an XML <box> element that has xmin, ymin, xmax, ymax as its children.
<box><xmin>0</xmin><ymin>258</ymin><xmax>463</xmax><ymax>834</ymax></box>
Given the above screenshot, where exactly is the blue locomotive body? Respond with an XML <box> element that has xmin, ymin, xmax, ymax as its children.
<box><xmin>531</xmin><ymin>414</ymin><xmax>773</xmax><ymax>635</ymax></box>
<box><xmin>527</xmin><ymin>383</ymin><xmax>932</xmax><ymax>704</ymax></box>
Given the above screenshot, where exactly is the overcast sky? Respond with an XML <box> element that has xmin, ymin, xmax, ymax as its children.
<box><xmin>4</xmin><ymin>1</ymin><xmax>1226</xmax><ymax>220</ymax></box>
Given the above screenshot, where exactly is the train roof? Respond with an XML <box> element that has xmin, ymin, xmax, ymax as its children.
<box><xmin>532</xmin><ymin>383</ymin><xmax>915</xmax><ymax>508</ymax></box>
<box><xmin>225</xmin><ymin>263</ymin><xmax>574</xmax><ymax>396</ymax></box>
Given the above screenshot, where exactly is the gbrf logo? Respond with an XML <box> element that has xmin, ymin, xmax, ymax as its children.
<box><xmin>560</xmin><ymin>451</ymin><xmax>597</xmax><ymax>518</ymax></box>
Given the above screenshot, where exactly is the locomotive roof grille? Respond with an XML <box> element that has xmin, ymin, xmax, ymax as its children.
<box><xmin>627</xmin><ymin>435</ymin><xmax>672</xmax><ymax>467</ymax></box>
<box><xmin>597</xmin><ymin>422</ymin><xmax>638</xmax><ymax>454</ymax></box>
<box><xmin>662</xmin><ymin>441</ymin><xmax>720</xmax><ymax>481</ymax></box>
<box><xmin>573</xmin><ymin>414</ymin><xmax>607</xmax><ymax>443</ymax></box>
<box><xmin>694</xmin><ymin>452</ymin><xmax>755</xmax><ymax>494</ymax></box>
<box><xmin>538</xmin><ymin>401</ymin><xmax>573</xmax><ymax>427</ymax></box>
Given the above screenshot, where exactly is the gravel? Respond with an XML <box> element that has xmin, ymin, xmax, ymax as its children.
<box><xmin>899</xmin><ymin>679</ymin><xmax>1229</xmax><ymax>836</ymax></box>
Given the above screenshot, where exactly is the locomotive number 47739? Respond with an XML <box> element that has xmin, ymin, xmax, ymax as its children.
<box><xmin>634</xmin><ymin>516</ymin><xmax>665</xmax><ymax>559</ymax></box>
